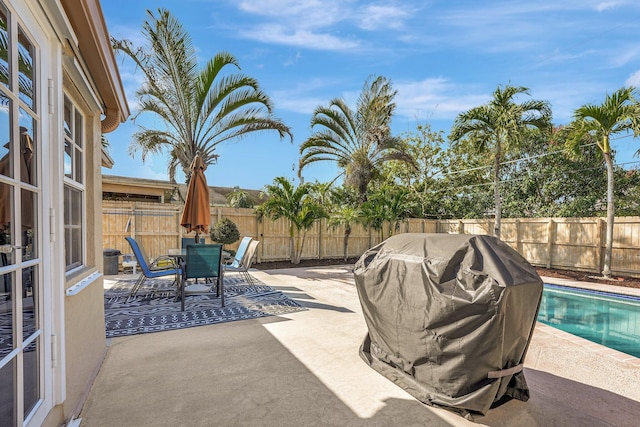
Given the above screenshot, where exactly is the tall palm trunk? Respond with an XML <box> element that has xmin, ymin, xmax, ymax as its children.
<box><xmin>603</xmin><ymin>150</ymin><xmax>615</xmax><ymax>278</ymax></box>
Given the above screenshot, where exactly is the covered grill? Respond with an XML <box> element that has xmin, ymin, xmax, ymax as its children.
<box><xmin>353</xmin><ymin>233</ymin><xmax>543</xmax><ymax>415</ymax></box>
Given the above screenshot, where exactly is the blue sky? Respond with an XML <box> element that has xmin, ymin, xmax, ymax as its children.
<box><xmin>101</xmin><ymin>0</ymin><xmax>640</xmax><ymax>190</ymax></box>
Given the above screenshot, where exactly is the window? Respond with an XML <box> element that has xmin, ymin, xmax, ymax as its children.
<box><xmin>63</xmin><ymin>96</ymin><xmax>84</xmax><ymax>271</ymax></box>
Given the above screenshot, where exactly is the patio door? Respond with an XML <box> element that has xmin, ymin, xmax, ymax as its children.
<box><xmin>0</xmin><ymin>2</ymin><xmax>50</xmax><ymax>425</ymax></box>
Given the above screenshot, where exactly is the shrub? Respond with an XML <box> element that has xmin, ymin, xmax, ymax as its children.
<box><xmin>210</xmin><ymin>218</ymin><xmax>240</xmax><ymax>246</ymax></box>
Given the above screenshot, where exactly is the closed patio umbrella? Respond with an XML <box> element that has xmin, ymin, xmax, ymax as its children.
<box><xmin>180</xmin><ymin>153</ymin><xmax>210</xmax><ymax>243</ymax></box>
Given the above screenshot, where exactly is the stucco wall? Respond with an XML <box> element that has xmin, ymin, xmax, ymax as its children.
<box><xmin>61</xmin><ymin>95</ymin><xmax>108</xmax><ymax>421</ymax></box>
<box><xmin>63</xmin><ymin>275</ymin><xmax>106</xmax><ymax>419</ymax></box>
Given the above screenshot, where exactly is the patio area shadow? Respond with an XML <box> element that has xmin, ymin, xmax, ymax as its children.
<box><xmin>475</xmin><ymin>368</ymin><xmax>640</xmax><ymax>426</ymax></box>
<box><xmin>80</xmin><ymin>317</ymin><xmax>456</xmax><ymax>426</ymax></box>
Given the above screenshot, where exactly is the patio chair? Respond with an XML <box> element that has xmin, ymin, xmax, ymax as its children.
<box><xmin>180</xmin><ymin>243</ymin><xmax>224</xmax><ymax>311</ymax></box>
<box><xmin>181</xmin><ymin>237</ymin><xmax>206</xmax><ymax>247</ymax></box>
<box><xmin>224</xmin><ymin>240</ymin><xmax>260</xmax><ymax>284</ymax></box>
<box><xmin>224</xmin><ymin>236</ymin><xmax>252</xmax><ymax>269</ymax></box>
<box><xmin>182</xmin><ymin>237</ymin><xmax>207</xmax><ymax>283</ymax></box>
<box><xmin>124</xmin><ymin>237</ymin><xmax>178</xmax><ymax>300</ymax></box>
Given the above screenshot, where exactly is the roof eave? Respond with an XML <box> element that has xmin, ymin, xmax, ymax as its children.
<box><xmin>60</xmin><ymin>0</ymin><xmax>130</xmax><ymax>133</ymax></box>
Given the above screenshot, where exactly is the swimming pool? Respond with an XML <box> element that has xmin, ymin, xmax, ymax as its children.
<box><xmin>537</xmin><ymin>284</ymin><xmax>640</xmax><ymax>358</ymax></box>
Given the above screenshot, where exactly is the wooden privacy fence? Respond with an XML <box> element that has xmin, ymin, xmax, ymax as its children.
<box><xmin>405</xmin><ymin>217</ymin><xmax>640</xmax><ymax>277</ymax></box>
<box><xmin>102</xmin><ymin>201</ymin><xmax>640</xmax><ymax>277</ymax></box>
<box><xmin>102</xmin><ymin>201</ymin><xmax>380</xmax><ymax>265</ymax></box>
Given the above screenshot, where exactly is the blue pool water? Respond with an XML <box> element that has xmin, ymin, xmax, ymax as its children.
<box><xmin>537</xmin><ymin>284</ymin><xmax>640</xmax><ymax>358</ymax></box>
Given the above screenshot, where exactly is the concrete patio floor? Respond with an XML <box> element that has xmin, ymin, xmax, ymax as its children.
<box><xmin>78</xmin><ymin>266</ymin><xmax>640</xmax><ymax>426</ymax></box>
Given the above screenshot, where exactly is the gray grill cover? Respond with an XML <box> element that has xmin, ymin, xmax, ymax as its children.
<box><xmin>354</xmin><ymin>233</ymin><xmax>543</xmax><ymax>415</ymax></box>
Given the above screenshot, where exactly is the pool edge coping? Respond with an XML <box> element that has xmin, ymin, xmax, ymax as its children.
<box><xmin>539</xmin><ymin>275</ymin><xmax>640</xmax><ymax>298</ymax></box>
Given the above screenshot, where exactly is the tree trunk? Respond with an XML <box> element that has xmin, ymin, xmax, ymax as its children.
<box><xmin>602</xmin><ymin>151</ymin><xmax>615</xmax><ymax>278</ymax></box>
<box><xmin>289</xmin><ymin>223</ymin><xmax>296</xmax><ymax>264</ymax></box>
<box><xmin>343</xmin><ymin>229</ymin><xmax>351</xmax><ymax>261</ymax></box>
<box><xmin>293</xmin><ymin>230</ymin><xmax>307</xmax><ymax>264</ymax></box>
<box><xmin>493</xmin><ymin>150</ymin><xmax>502</xmax><ymax>239</ymax></box>
<box><xmin>296</xmin><ymin>230</ymin><xmax>307</xmax><ymax>264</ymax></box>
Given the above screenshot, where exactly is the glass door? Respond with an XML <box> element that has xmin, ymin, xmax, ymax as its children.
<box><xmin>0</xmin><ymin>3</ymin><xmax>45</xmax><ymax>425</ymax></box>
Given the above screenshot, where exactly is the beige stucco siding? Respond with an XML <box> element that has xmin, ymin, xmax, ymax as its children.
<box><xmin>63</xmin><ymin>275</ymin><xmax>107</xmax><ymax>418</ymax></box>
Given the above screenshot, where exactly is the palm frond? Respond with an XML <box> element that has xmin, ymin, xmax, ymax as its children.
<box><xmin>112</xmin><ymin>8</ymin><xmax>291</xmax><ymax>183</ymax></box>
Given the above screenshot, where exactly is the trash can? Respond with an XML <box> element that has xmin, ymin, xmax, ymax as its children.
<box><xmin>354</xmin><ymin>233</ymin><xmax>543</xmax><ymax>415</ymax></box>
<box><xmin>103</xmin><ymin>249</ymin><xmax>121</xmax><ymax>275</ymax></box>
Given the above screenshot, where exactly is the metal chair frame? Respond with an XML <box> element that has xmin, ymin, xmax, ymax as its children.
<box><xmin>224</xmin><ymin>240</ymin><xmax>259</xmax><ymax>284</ymax></box>
<box><xmin>124</xmin><ymin>237</ymin><xmax>178</xmax><ymax>300</ymax></box>
<box><xmin>225</xmin><ymin>236</ymin><xmax>252</xmax><ymax>269</ymax></box>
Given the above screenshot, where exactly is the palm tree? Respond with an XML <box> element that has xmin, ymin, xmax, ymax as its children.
<box><xmin>360</xmin><ymin>199</ymin><xmax>386</xmax><ymax>241</ymax></box>
<box><xmin>298</xmin><ymin>75</ymin><xmax>413</xmax><ymax>201</ymax></box>
<box><xmin>566</xmin><ymin>87</ymin><xmax>640</xmax><ymax>278</ymax></box>
<box><xmin>256</xmin><ymin>177</ymin><xmax>325</xmax><ymax>264</ymax></box>
<box><xmin>112</xmin><ymin>8</ymin><xmax>292</xmax><ymax>183</ymax></box>
<box><xmin>307</xmin><ymin>181</ymin><xmax>333</xmax><ymax>206</ymax></box>
<box><xmin>226</xmin><ymin>188</ymin><xmax>254</xmax><ymax>209</ymax></box>
<box><xmin>450</xmin><ymin>84</ymin><xmax>552</xmax><ymax>238</ymax></box>
<box><xmin>327</xmin><ymin>205</ymin><xmax>361</xmax><ymax>261</ymax></box>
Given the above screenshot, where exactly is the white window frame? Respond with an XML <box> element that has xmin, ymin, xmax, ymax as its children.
<box><xmin>0</xmin><ymin>2</ymin><xmax>58</xmax><ymax>425</ymax></box>
<box><xmin>62</xmin><ymin>95</ymin><xmax>85</xmax><ymax>273</ymax></box>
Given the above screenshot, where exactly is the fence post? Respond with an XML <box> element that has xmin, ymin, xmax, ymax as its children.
<box><xmin>516</xmin><ymin>219</ymin><xmax>522</xmax><ymax>255</ymax></box>
<box><xmin>318</xmin><ymin>218</ymin><xmax>323</xmax><ymax>260</ymax></box>
<box><xmin>458</xmin><ymin>220</ymin><xmax>464</xmax><ymax>235</ymax></box>
<box><xmin>256</xmin><ymin>215</ymin><xmax>263</xmax><ymax>263</ymax></box>
<box><xmin>546</xmin><ymin>218</ymin><xmax>555</xmax><ymax>268</ymax></box>
<box><xmin>128</xmin><ymin>205</ymin><xmax>135</xmax><ymax>238</ymax></box>
<box><xmin>132</xmin><ymin>203</ymin><xmax>138</xmax><ymax>241</ymax></box>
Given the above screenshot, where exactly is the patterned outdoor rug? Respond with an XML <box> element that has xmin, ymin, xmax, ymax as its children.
<box><xmin>104</xmin><ymin>274</ymin><xmax>306</xmax><ymax>338</ymax></box>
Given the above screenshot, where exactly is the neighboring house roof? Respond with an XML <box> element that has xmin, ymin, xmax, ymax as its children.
<box><xmin>102</xmin><ymin>175</ymin><xmax>263</xmax><ymax>206</ymax></box>
<box><xmin>60</xmin><ymin>0</ymin><xmax>129</xmax><ymax>133</ymax></box>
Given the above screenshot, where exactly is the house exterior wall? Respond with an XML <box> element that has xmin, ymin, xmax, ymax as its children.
<box><xmin>59</xmin><ymin>87</ymin><xmax>107</xmax><ymax>423</ymax></box>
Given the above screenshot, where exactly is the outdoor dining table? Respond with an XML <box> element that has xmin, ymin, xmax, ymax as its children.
<box><xmin>167</xmin><ymin>248</ymin><xmax>230</xmax><ymax>310</ymax></box>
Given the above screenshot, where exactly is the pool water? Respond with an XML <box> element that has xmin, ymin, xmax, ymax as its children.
<box><xmin>537</xmin><ymin>284</ymin><xmax>640</xmax><ymax>358</ymax></box>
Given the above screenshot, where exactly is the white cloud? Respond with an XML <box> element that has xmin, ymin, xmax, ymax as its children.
<box><xmin>238</xmin><ymin>0</ymin><xmax>347</xmax><ymax>28</ymax></box>
<box><xmin>595</xmin><ymin>2</ymin><xmax>619</xmax><ymax>11</ymax></box>
<box><xmin>272</xmin><ymin>77</ymin><xmax>350</xmax><ymax>114</ymax></box>
<box><xmin>358</xmin><ymin>5</ymin><xmax>409</xmax><ymax>31</ymax></box>
<box><xmin>233</xmin><ymin>0</ymin><xmax>408</xmax><ymax>51</ymax></box>
<box><xmin>395</xmin><ymin>78</ymin><xmax>489</xmax><ymax>121</ymax></box>
<box><xmin>241</xmin><ymin>25</ymin><xmax>360</xmax><ymax>50</ymax></box>
<box><xmin>626</xmin><ymin>70</ymin><xmax>640</xmax><ymax>87</ymax></box>
<box><xmin>284</xmin><ymin>51</ymin><xmax>302</xmax><ymax>67</ymax></box>
<box><xmin>610</xmin><ymin>45</ymin><xmax>640</xmax><ymax>68</ymax></box>
<box><xmin>534</xmin><ymin>81</ymin><xmax>613</xmax><ymax>123</ymax></box>
<box><xmin>274</xmin><ymin>96</ymin><xmax>327</xmax><ymax>115</ymax></box>
<box><xmin>430</xmin><ymin>1</ymin><xmax>636</xmax><ymax>54</ymax></box>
